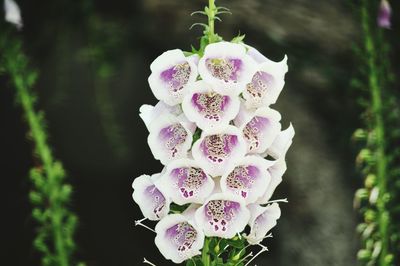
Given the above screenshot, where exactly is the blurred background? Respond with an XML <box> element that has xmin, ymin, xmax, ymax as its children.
<box><xmin>1</xmin><ymin>0</ymin><xmax>399</xmax><ymax>265</ymax></box>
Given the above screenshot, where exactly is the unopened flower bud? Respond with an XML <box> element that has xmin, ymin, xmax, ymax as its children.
<box><xmin>357</xmin><ymin>249</ymin><xmax>372</xmax><ymax>261</ymax></box>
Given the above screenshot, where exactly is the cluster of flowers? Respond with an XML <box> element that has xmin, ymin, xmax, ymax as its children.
<box><xmin>132</xmin><ymin>41</ymin><xmax>294</xmax><ymax>264</ymax></box>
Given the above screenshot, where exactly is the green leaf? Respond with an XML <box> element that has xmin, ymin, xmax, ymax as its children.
<box><xmin>231</xmin><ymin>34</ymin><xmax>245</xmax><ymax>44</ymax></box>
<box><xmin>169</xmin><ymin>203</ymin><xmax>190</xmax><ymax>214</ymax></box>
<box><xmin>192</xmin><ymin>128</ymin><xmax>203</xmax><ymax>146</ymax></box>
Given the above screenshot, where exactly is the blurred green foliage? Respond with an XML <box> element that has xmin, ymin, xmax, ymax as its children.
<box><xmin>352</xmin><ymin>0</ymin><xmax>400</xmax><ymax>265</ymax></box>
<box><xmin>0</xmin><ymin>31</ymin><xmax>84</xmax><ymax>266</ymax></box>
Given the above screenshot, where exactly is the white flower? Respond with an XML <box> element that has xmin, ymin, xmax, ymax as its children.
<box><xmin>182</xmin><ymin>80</ymin><xmax>240</xmax><ymax>130</ymax></box>
<box><xmin>191</xmin><ymin>125</ymin><xmax>247</xmax><ymax>177</ymax></box>
<box><xmin>246</xmin><ymin>203</ymin><xmax>281</xmax><ymax>245</ymax></box>
<box><xmin>243</xmin><ymin>46</ymin><xmax>288</xmax><ymax>109</ymax></box>
<box><xmin>148</xmin><ymin>49</ymin><xmax>198</xmax><ymax>106</ymax></box>
<box><xmin>148</xmin><ymin>113</ymin><xmax>193</xmax><ymax>165</ymax></box>
<box><xmin>155</xmin><ymin>158</ymin><xmax>215</xmax><ymax>205</ymax></box>
<box><xmin>139</xmin><ymin>101</ymin><xmax>183</xmax><ymax>131</ymax></box>
<box><xmin>265</xmin><ymin>123</ymin><xmax>295</xmax><ymax>159</ymax></box>
<box><xmin>195</xmin><ymin>193</ymin><xmax>250</xmax><ymax>238</ymax></box>
<box><xmin>155</xmin><ymin>214</ymin><xmax>204</xmax><ymax>264</ymax></box>
<box><xmin>234</xmin><ymin>104</ymin><xmax>282</xmax><ymax>154</ymax></box>
<box><xmin>198</xmin><ymin>42</ymin><xmax>257</xmax><ymax>95</ymax></box>
<box><xmin>4</xmin><ymin>0</ymin><xmax>22</xmax><ymax>29</ymax></box>
<box><xmin>220</xmin><ymin>155</ymin><xmax>274</xmax><ymax>204</ymax></box>
<box><xmin>256</xmin><ymin>158</ymin><xmax>287</xmax><ymax>204</ymax></box>
<box><xmin>132</xmin><ymin>174</ymin><xmax>170</xmax><ymax>221</ymax></box>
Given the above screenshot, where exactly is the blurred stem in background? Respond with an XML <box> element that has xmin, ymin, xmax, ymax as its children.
<box><xmin>79</xmin><ymin>0</ymin><xmax>129</xmax><ymax>161</ymax></box>
<box><xmin>0</xmin><ymin>32</ymin><xmax>84</xmax><ymax>266</ymax></box>
<box><xmin>353</xmin><ymin>0</ymin><xmax>400</xmax><ymax>265</ymax></box>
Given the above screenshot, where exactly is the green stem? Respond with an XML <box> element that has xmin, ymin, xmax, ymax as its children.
<box><xmin>6</xmin><ymin>41</ymin><xmax>70</xmax><ymax>266</ymax></box>
<box><xmin>207</xmin><ymin>0</ymin><xmax>217</xmax><ymax>43</ymax></box>
<box><xmin>361</xmin><ymin>1</ymin><xmax>389</xmax><ymax>264</ymax></box>
<box><xmin>202</xmin><ymin>238</ymin><xmax>211</xmax><ymax>266</ymax></box>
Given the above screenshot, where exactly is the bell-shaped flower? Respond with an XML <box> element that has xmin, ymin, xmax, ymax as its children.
<box><xmin>195</xmin><ymin>193</ymin><xmax>250</xmax><ymax>238</ymax></box>
<box><xmin>192</xmin><ymin>125</ymin><xmax>247</xmax><ymax>177</ymax></box>
<box><xmin>182</xmin><ymin>80</ymin><xmax>240</xmax><ymax>130</ymax></box>
<box><xmin>378</xmin><ymin>0</ymin><xmax>391</xmax><ymax>29</ymax></box>
<box><xmin>148</xmin><ymin>114</ymin><xmax>193</xmax><ymax>165</ymax></box>
<box><xmin>220</xmin><ymin>155</ymin><xmax>273</xmax><ymax>204</ymax></box>
<box><xmin>246</xmin><ymin>203</ymin><xmax>281</xmax><ymax>245</ymax></box>
<box><xmin>139</xmin><ymin>101</ymin><xmax>183</xmax><ymax>130</ymax></box>
<box><xmin>198</xmin><ymin>42</ymin><xmax>257</xmax><ymax>95</ymax></box>
<box><xmin>132</xmin><ymin>174</ymin><xmax>170</xmax><ymax>221</ymax></box>
<box><xmin>4</xmin><ymin>0</ymin><xmax>22</xmax><ymax>29</ymax></box>
<box><xmin>265</xmin><ymin>123</ymin><xmax>295</xmax><ymax>159</ymax></box>
<box><xmin>243</xmin><ymin>46</ymin><xmax>288</xmax><ymax>109</ymax></box>
<box><xmin>148</xmin><ymin>49</ymin><xmax>198</xmax><ymax>106</ymax></box>
<box><xmin>256</xmin><ymin>159</ymin><xmax>287</xmax><ymax>204</ymax></box>
<box><xmin>155</xmin><ymin>214</ymin><xmax>204</xmax><ymax>264</ymax></box>
<box><xmin>235</xmin><ymin>104</ymin><xmax>282</xmax><ymax>154</ymax></box>
<box><xmin>155</xmin><ymin>159</ymin><xmax>215</xmax><ymax>205</ymax></box>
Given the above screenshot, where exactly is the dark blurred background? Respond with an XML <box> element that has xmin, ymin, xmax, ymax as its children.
<box><xmin>1</xmin><ymin>0</ymin><xmax>399</xmax><ymax>265</ymax></box>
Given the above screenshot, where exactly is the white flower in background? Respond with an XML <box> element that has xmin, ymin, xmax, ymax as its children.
<box><xmin>243</xmin><ymin>46</ymin><xmax>288</xmax><ymax>109</ymax></box>
<box><xmin>195</xmin><ymin>193</ymin><xmax>250</xmax><ymax>238</ymax></box>
<box><xmin>148</xmin><ymin>49</ymin><xmax>198</xmax><ymax>106</ymax></box>
<box><xmin>148</xmin><ymin>113</ymin><xmax>193</xmax><ymax>165</ymax></box>
<box><xmin>377</xmin><ymin>0</ymin><xmax>391</xmax><ymax>29</ymax></box>
<box><xmin>132</xmin><ymin>174</ymin><xmax>170</xmax><ymax>221</ymax></box>
<box><xmin>234</xmin><ymin>104</ymin><xmax>282</xmax><ymax>154</ymax></box>
<box><xmin>192</xmin><ymin>125</ymin><xmax>247</xmax><ymax>177</ymax></box>
<box><xmin>246</xmin><ymin>203</ymin><xmax>281</xmax><ymax>245</ymax></box>
<box><xmin>182</xmin><ymin>80</ymin><xmax>240</xmax><ymax>130</ymax></box>
<box><xmin>4</xmin><ymin>0</ymin><xmax>22</xmax><ymax>29</ymax></box>
<box><xmin>155</xmin><ymin>214</ymin><xmax>205</xmax><ymax>263</ymax></box>
<box><xmin>155</xmin><ymin>159</ymin><xmax>215</xmax><ymax>205</ymax></box>
<box><xmin>198</xmin><ymin>42</ymin><xmax>257</xmax><ymax>95</ymax></box>
<box><xmin>220</xmin><ymin>155</ymin><xmax>273</xmax><ymax>204</ymax></box>
<box><xmin>265</xmin><ymin>123</ymin><xmax>295</xmax><ymax>159</ymax></box>
<box><xmin>256</xmin><ymin>158</ymin><xmax>287</xmax><ymax>204</ymax></box>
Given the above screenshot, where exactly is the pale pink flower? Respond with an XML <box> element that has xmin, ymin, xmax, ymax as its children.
<box><xmin>148</xmin><ymin>49</ymin><xmax>198</xmax><ymax>106</ymax></box>
<box><xmin>132</xmin><ymin>174</ymin><xmax>170</xmax><ymax>221</ymax></box>
<box><xmin>195</xmin><ymin>193</ymin><xmax>250</xmax><ymax>238</ymax></box>
<box><xmin>182</xmin><ymin>80</ymin><xmax>240</xmax><ymax>130</ymax></box>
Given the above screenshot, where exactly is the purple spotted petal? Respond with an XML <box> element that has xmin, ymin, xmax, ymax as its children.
<box><xmin>198</xmin><ymin>42</ymin><xmax>257</xmax><ymax>95</ymax></box>
<box><xmin>156</xmin><ymin>159</ymin><xmax>215</xmax><ymax>205</ymax></box>
<box><xmin>148</xmin><ymin>114</ymin><xmax>193</xmax><ymax>165</ymax></box>
<box><xmin>192</xmin><ymin>125</ymin><xmax>247</xmax><ymax>177</ymax></box>
<box><xmin>195</xmin><ymin>193</ymin><xmax>250</xmax><ymax>238</ymax></box>
<box><xmin>148</xmin><ymin>49</ymin><xmax>198</xmax><ymax>106</ymax></box>
<box><xmin>155</xmin><ymin>214</ymin><xmax>204</xmax><ymax>263</ymax></box>
<box><xmin>243</xmin><ymin>48</ymin><xmax>288</xmax><ymax>108</ymax></box>
<box><xmin>132</xmin><ymin>174</ymin><xmax>170</xmax><ymax>221</ymax></box>
<box><xmin>235</xmin><ymin>105</ymin><xmax>282</xmax><ymax>154</ymax></box>
<box><xmin>246</xmin><ymin>203</ymin><xmax>281</xmax><ymax>244</ymax></box>
<box><xmin>221</xmin><ymin>155</ymin><xmax>273</xmax><ymax>204</ymax></box>
<box><xmin>182</xmin><ymin>81</ymin><xmax>240</xmax><ymax>130</ymax></box>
